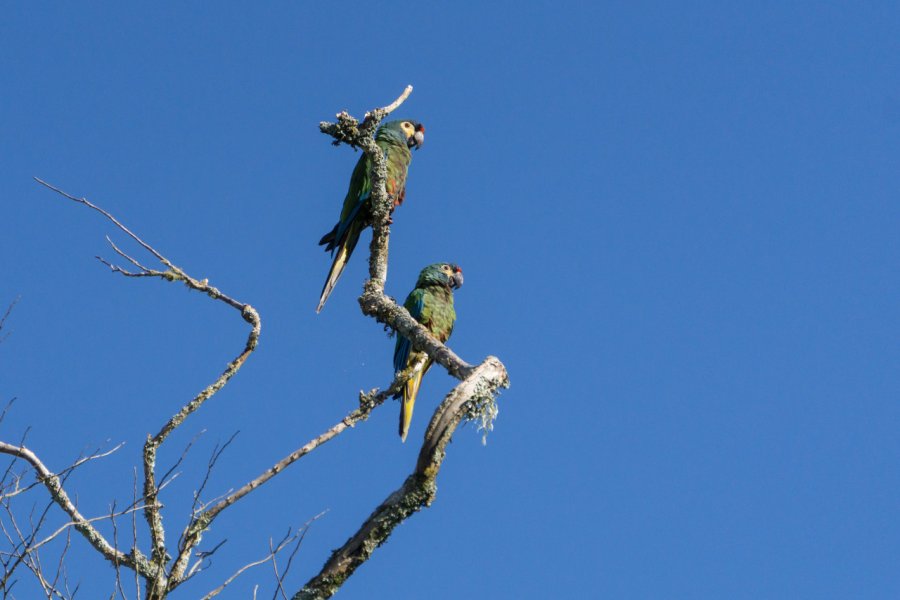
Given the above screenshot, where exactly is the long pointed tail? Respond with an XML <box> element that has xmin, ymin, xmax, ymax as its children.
<box><xmin>317</xmin><ymin>245</ymin><xmax>351</xmax><ymax>313</ymax></box>
<box><xmin>399</xmin><ymin>367</ymin><xmax>426</xmax><ymax>442</ymax></box>
<box><xmin>316</xmin><ymin>226</ymin><xmax>361</xmax><ymax>313</ymax></box>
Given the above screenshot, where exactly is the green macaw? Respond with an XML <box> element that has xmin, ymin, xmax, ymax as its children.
<box><xmin>393</xmin><ymin>262</ymin><xmax>464</xmax><ymax>442</ymax></box>
<box><xmin>317</xmin><ymin>119</ymin><xmax>426</xmax><ymax>313</ymax></box>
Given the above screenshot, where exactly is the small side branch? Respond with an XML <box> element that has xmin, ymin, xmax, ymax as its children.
<box><xmin>294</xmin><ymin>358</ymin><xmax>509</xmax><ymax>600</ymax></box>
<box><xmin>172</xmin><ymin>377</ymin><xmax>409</xmax><ymax>581</ymax></box>
<box><xmin>318</xmin><ymin>85</ymin><xmax>413</xmax><ymax>286</ymax></box>
<box><xmin>317</xmin><ymin>88</ymin><xmax>475</xmax><ymax>380</ymax></box>
<box><xmin>0</xmin><ymin>442</ymin><xmax>154</xmax><ymax>579</ymax></box>
<box><xmin>200</xmin><ymin>514</ymin><xmax>324</xmax><ymax>600</ymax></box>
<box><xmin>311</xmin><ymin>90</ymin><xmax>511</xmax><ymax>599</ymax></box>
<box><xmin>359</xmin><ymin>288</ymin><xmax>473</xmax><ymax>379</ymax></box>
<box><xmin>34</xmin><ymin>178</ymin><xmax>262</xmax><ymax>596</ymax></box>
<box><xmin>0</xmin><ymin>297</ymin><xmax>18</xmax><ymax>344</ymax></box>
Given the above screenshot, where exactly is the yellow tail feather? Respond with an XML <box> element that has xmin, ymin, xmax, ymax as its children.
<box><xmin>316</xmin><ymin>244</ymin><xmax>351</xmax><ymax>313</ymax></box>
<box><xmin>399</xmin><ymin>361</ymin><xmax>429</xmax><ymax>442</ymax></box>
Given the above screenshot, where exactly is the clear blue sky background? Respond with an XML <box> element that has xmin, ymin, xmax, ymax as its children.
<box><xmin>2</xmin><ymin>2</ymin><xmax>899</xmax><ymax>598</ymax></box>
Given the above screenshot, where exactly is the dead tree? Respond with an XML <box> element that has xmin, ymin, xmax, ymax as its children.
<box><xmin>0</xmin><ymin>87</ymin><xmax>509</xmax><ymax>599</ymax></box>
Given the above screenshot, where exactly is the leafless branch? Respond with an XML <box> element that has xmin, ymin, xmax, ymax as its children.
<box><xmin>111</xmin><ymin>501</ymin><xmax>127</xmax><ymax>600</ymax></box>
<box><xmin>34</xmin><ymin>177</ymin><xmax>261</xmax><ymax>597</ymax></box>
<box><xmin>15</xmin><ymin>86</ymin><xmax>509</xmax><ymax>599</ymax></box>
<box><xmin>0</xmin><ymin>297</ymin><xmax>18</xmax><ymax>344</ymax></box>
<box><xmin>0</xmin><ymin>475</ymin><xmax>80</xmax><ymax>599</ymax></box>
<box><xmin>298</xmin><ymin>89</ymin><xmax>510</xmax><ymax>599</ymax></box>
<box><xmin>131</xmin><ymin>469</ymin><xmax>141</xmax><ymax>600</ymax></box>
<box><xmin>26</xmin><ymin>500</ymin><xmax>148</xmax><ymax>557</ymax></box>
<box><xmin>158</xmin><ymin>430</ymin><xmax>206</xmax><ymax>491</ymax></box>
<box><xmin>271</xmin><ymin>511</ymin><xmax>320</xmax><ymax>600</ymax></box>
<box><xmin>0</xmin><ymin>397</ymin><xmax>16</xmax><ymax>430</ymax></box>
<box><xmin>174</xmin><ymin>373</ymin><xmax>406</xmax><ymax>572</ymax></box>
<box><xmin>190</xmin><ymin>432</ymin><xmax>239</xmax><ymax>518</ymax></box>
<box><xmin>0</xmin><ymin>443</ymin><xmax>124</xmax><ymax>503</ymax></box>
<box><xmin>53</xmin><ymin>528</ymin><xmax>74</xmax><ymax>599</ymax></box>
<box><xmin>318</xmin><ymin>88</ymin><xmax>475</xmax><ymax>379</ymax></box>
<box><xmin>269</xmin><ymin>537</ymin><xmax>287</xmax><ymax>600</ymax></box>
<box><xmin>295</xmin><ymin>358</ymin><xmax>508</xmax><ymax>600</ymax></box>
<box><xmin>199</xmin><ymin>523</ymin><xmax>316</xmax><ymax>600</ymax></box>
<box><xmin>0</xmin><ymin>441</ymin><xmax>153</xmax><ymax>579</ymax></box>
<box><xmin>374</xmin><ymin>84</ymin><xmax>413</xmax><ymax>117</ymax></box>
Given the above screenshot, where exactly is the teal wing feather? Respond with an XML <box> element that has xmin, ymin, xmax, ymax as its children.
<box><xmin>331</xmin><ymin>153</ymin><xmax>373</xmax><ymax>250</ymax></box>
<box><xmin>393</xmin><ymin>284</ymin><xmax>455</xmax><ymax>441</ymax></box>
<box><xmin>317</xmin><ymin>133</ymin><xmax>413</xmax><ymax>313</ymax></box>
<box><xmin>394</xmin><ymin>288</ymin><xmax>426</xmax><ymax>373</ymax></box>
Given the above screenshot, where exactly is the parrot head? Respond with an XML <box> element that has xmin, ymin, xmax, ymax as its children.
<box><xmin>380</xmin><ymin>120</ymin><xmax>425</xmax><ymax>150</ymax></box>
<box><xmin>417</xmin><ymin>263</ymin><xmax>464</xmax><ymax>289</ymax></box>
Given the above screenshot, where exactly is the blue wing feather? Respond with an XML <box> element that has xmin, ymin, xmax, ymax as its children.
<box><xmin>393</xmin><ymin>290</ymin><xmax>425</xmax><ymax>373</ymax></box>
<box><xmin>334</xmin><ymin>188</ymin><xmax>370</xmax><ymax>245</ymax></box>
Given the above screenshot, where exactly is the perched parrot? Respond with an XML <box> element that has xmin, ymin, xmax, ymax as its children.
<box><xmin>393</xmin><ymin>263</ymin><xmax>464</xmax><ymax>442</ymax></box>
<box><xmin>316</xmin><ymin>119</ymin><xmax>426</xmax><ymax>313</ymax></box>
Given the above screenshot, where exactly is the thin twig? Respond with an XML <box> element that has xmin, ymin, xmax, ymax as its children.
<box><xmin>0</xmin><ymin>397</ymin><xmax>16</xmax><ymax>429</ymax></box>
<box><xmin>26</xmin><ymin>502</ymin><xmax>148</xmax><ymax>556</ymax></box>
<box><xmin>177</xmin><ymin>376</ymin><xmax>405</xmax><ymax>563</ymax></box>
<box><xmin>0</xmin><ymin>441</ymin><xmax>153</xmax><ymax>577</ymax></box>
<box><xmin>272</xmin><ymin>511</ymin><xmax>323</xmax><ymax>600</ymax></box>
<box><xmin>296</xmin><ymin>359</ymin><xmax>508</xmax><ymax>600</ymax></box>
<box><xmin>1</xmin><ymin>443</ymin><xmax>125</xmax><ymax>503</ymax></box>
<box><xmin>269</xmin><ymin>537</ymin><xmax>285</xmax><ymax>600</ymax></box>
<box><xmin>34</xmin><ymin>177</ymin><xmax>262</xmax><ymax>594</ymax></box>
<box><xmin>33</xmin><ymin>179</ymin><xmax>170</xmax><ymax>267</ymax></box>
<box><xmin>0</xmin><ymin>297</ymin><xmax>20</xmax><ymax>344</ymax></box>
<box><xmin>110</xmin><ymin>501</ymin><xmax>127</xmax><ymax>600</ymax></box>
<box><xmin>131</xmin><ymin>469</ymin><xmax>140</xmax><ymax>600</ymax></box>
<box><xmin>293</xmin><ymin>89</ymin><xmax>511</xmax><ymax>600</ymax></box>
<box><xmin>367</xmin><ymin>84</ymin><xmax>413</xmax><ymax>118</ymax></box>
<box><xmin>190</xmin><ymin>432</ymin><xmax>239</xmax><ymax>518</ymax></box>
<box><xmin>199</xmin><ymin>531</ymin><xmax>303</xmax><ymax>600</ymax></box>
<box><xmin>53</xmin><ymin>528</ymin><xmax>72</xmax><ymax>599</ymax></box>
<box><xmin>158</xmin><ymin>430</ymin><xmax>207</xmax><ymax>490</ymax></box>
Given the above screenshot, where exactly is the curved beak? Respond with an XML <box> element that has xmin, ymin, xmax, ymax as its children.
<box><xmin>409</xmin><ymin>123</ymin><xmax>425</xmax><ymax>150</ymax></box>
<box><xmin>450</xmin><ymin>266</ymin><xmax>464</xmax><ymax>289</ymax></box>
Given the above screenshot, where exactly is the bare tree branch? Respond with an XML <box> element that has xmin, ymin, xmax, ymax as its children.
<box><xmin>34</xmin><ymin>178</ymin><xmax>261</xmax><ymax>597</ymax></box>
<box><xmin>158</xmin><ymin>430</ymin><xmax>206</xmax><ymax>491</ymax></box>
<box><xmin>54</xmin><ymin>528</ymin><xmax>74</xmax><ymax>599</ymax></box>
<box><xmin>199</xmin><ymin>519</ymin><xmax>322</xmax><ymax>600</ymax></box>
<box><xmin>26</xmin><ymin>500</ymin><xmax>148</xmax><ymax>556</ymax></box>
<box><xmin>191</xmin><ymin>432</ymin><xmax>239</xmax><ymax>518</ymax></box>
<box><xmin>0</xmin><ymin>441</ymin><xmax>154</xmax><ymax>579</ymax></box>
<box><xmin>0</xmin><ymin>443</ymin><xmax>124</xmax><ymax>503</ymax></box>
<box><xmin>15</xmin><ymin>86</ymin><xmax>509</xmax><ymax>599</ymax></box>
<box><xmin>295</xmin><ymin>88</ymin><xmax>510</xmax><ymax>599</ymax></box>
<box><xmin>295</xmin><ymin>358</ymin><xmax>508</xmax><ymax>600</ymax></box>
<box><xmin>0</xmin><ymin>297</ymin><xmax>18</xmax><ymax>345</ymax></box>
<box><xmin>269</xmin><ymin>510</ymin><xmax>319</xmax><ymax>600</ymax></box>
<box><xmin>318</xmin><ymin>88</ymin><xmax>475</xmax><ymax>379</ymax></box>
<box><xmin>110</xmin><ymin>501</ymin><xmax>127</xmax><ymax>600</ymax></box>
<box><xmin>132</xmin><ymin>468</ymin><xmax>141</xmax><ymax>600</ymax></box>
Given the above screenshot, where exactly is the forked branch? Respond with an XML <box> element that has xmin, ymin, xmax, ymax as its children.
<box><xmin>0</xmin><ymin>441</ymin><xmax>154</xmax><ymax>578</ymax></box>
<box><xmin>33</xmin><ymin>178</ymin><xmax>261</xmax><ymax>597</ymax></box>
<box><xmin>296</xmin><ymin>87</ymin><xmax>510</xmax><ymax>598</ymax></box>
<box><xmin>294</xmin><ymin>358</ymin><xmax>508</xmax><ymax>600</ymax></box>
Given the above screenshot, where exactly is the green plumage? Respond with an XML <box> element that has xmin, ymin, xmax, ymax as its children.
<box><xmin>317</xmin><ymin>119</ymin><xmax>424</xmax><ymax>313</ymax></box>
<box><xmin>394</xmin><ymin>263</ymin><xmax>463</xmax><ymax>442</ymax></box>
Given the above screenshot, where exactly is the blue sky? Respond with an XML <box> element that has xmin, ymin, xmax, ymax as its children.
<box><xmin>2</xmin><ymin>2</ymin><xmax>899</xmax><ymax>598</ymax></box>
